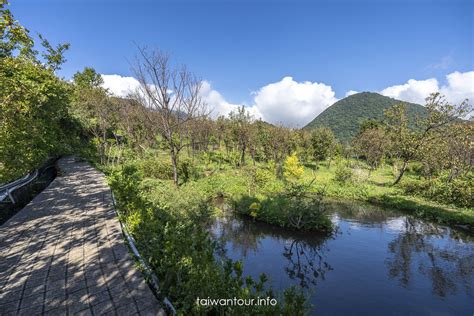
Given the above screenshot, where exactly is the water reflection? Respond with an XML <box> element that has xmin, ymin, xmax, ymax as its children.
<box><xmin>283</xmin><ymin>238</ymin><xmax>333</xmax><ymax>288</ymax></box>
<box><xmin>212</xmin><ymin>214</ymin><xmax>334</xmax><ymax>289</ymax></box>
<box><xmin>385</xmin><ymin>216</ymin><xmax>474</xmax><ymax>298</ymax></box>
<box><xmin>211</xmin><ymin>200</ymin><xmax>474</xmax><ymax>315</ymax></box>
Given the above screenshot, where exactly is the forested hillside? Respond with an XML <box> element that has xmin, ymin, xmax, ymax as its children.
<box><xmin>304</xmin><ymin>92</ymin><xmax>427</xmax><ymax>143</ymax></box>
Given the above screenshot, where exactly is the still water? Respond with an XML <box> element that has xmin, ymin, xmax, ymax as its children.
<box><xmin>211</xmin><ymin>201</ymin><xmax>474</xmax><ymax>315</ymax></box>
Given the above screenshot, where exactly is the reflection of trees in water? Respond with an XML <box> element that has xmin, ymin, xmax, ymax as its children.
<box><xmin>212</xmin><ymin>214</ymin><xmax>334</xmax><ymax>289</ymax></box>
<box><xmin>283</xmin><ymin>239</ymin><xmax>333</xmax><ymax>288</ymax></box>
<box><xmin>211</xmin><ymin>215</ymin><xmax>262</xmax><ymax>257</ymax></box>
<box><xmin>385</xmin><ymin>217</ymin><xmax>474</xmax><ymax>298</ymax></box>
<box><xmin>327</xmin><ymin>200</ymin><xmax>401</xmax><ymax>225</ymax></box>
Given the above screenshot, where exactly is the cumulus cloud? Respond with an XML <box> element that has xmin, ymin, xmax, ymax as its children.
<box><xmin>202</xmin><ymin>77</ymin><xmax>337</xmax><ymax>126</ymax></box>
<box><xmin>101</xmin><ymin>74</ymin><xmax>140</xmax><ymax>97</ymax></box>
<box><xmin>200</xmin><ymin>81</ymin><xmax>262</xmax><ymax>119</ymax></box>
<box><xmin>380</xmin><ymin>71</ymin><xmax>474</xmax><ymax>105</ymax></box>
<box><xmin>97</xmin><ymin>75</ymin><xmax>362</xmax><ymax>127</ymax></box>
<box><xmin>252</xmin><ymin>77</ymin><xmax>338</xmax><ymax>127</ymax></box>
<box><xmin>381</xmin><ymin>78</ymin><xmax>439</xmax><ymax>104</ymax></box>
<box><xmin>440</xmin><ymin>71</ymin><xmax>474</xmax><ymax>104</ymax></box>
<box><xmin>345</xmin><ymin>90</ymin><xmax>358</xmax><ymax>97</ymax></box>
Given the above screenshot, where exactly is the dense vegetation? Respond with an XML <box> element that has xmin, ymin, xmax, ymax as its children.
<box><xmin>1</xmin><ymin>3</ymin><xmax>473</xmax><ymax>315</ymax></box>
<box><xmin>304</xmin><ymin>92</ymin><xmax>427</xmax><ymax>143</ymax></box>
<box><xmin>0</xmin><ymin>4</ymin><xmax>81</xmax><ymax>182</ymax></box>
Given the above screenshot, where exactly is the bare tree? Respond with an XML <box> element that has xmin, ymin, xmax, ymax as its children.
<box><xmin>132</xmin><ymin>47</ymin><xmax>208</xmax><ymax>186</ymax></box>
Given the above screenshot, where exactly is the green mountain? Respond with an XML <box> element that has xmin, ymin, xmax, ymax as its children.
<box><xmin>304</xmin><ymin>92</ymin><xmax>427</xmax><ymax>143</ymax></box>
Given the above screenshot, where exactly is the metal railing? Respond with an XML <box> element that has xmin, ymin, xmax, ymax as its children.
<box><xmin>0</xmin><ymin>158</ymin><xmax>57</xmax><ymax>225</ymax></box>
<box><xmin>0</xmin><ymin>170</ymin><xmax>39</xmax><ymax>203</ymax></box>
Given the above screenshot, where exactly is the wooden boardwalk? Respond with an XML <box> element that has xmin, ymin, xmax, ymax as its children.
<box><xmin>0</xmin><ymin>157</ymin><xmax>165</xmax><ymax>316</ymax></box>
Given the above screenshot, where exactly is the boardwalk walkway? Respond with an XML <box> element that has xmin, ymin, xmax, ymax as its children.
<box><xmin>0</xmin><ymin>157</ymin><xmax>165</xmax><ymax>316</ymax></box>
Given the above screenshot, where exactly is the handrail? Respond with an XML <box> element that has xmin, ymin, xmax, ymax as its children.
<box><xmin>0</xmin><ymin>157</ymin><xmax>57</xmax><ymax>203</ymax></box>
<box><xmin>0</xmin><ymin>170</ymin><xmax>38</xmax><ymax>203</ymax></box>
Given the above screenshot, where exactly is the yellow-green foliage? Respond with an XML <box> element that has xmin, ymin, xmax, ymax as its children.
<box><xmin>283</xmin><ymin>153</ymin><xmax>304</xmax><ymax>181</ymax></box>
<box><xmin>249</xmin><ymin>201</ymin><xmax>261</xmax><ymax>218</ymax></box>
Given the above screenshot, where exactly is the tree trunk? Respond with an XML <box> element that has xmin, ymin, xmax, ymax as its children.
<box><xmin>447</xmin><ymin>167</ymin><xmax>458</xmax><ymax>182</ymax></box>
<box><xmin>327</xmin><ymin>156</ymin><xmax>333</xmax><ymax>169</ymax></box>
<box><xmin>240</xmin><ymin>147</ymin><xmax>246</xmax><ymax>166</ymax></box>
<box><xmin>170</xmin><ymin>149</ymin><xmax>179</xmax><ymax>186</ymax></box>
<box><xmin>99</xmin><ymin>142</ymin><xmax>106</xmax><ymax>165</ymax></box>
<box><xmin>392</xmin><ymin>160</ymin><xmax>408</xmax><ymax>186</ymax></box>
<box><xmin>250</xmin><ymin>148</ymin><xmax>256</xmax><ymax>166</ymax></box>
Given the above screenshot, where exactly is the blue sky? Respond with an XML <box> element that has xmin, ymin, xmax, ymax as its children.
<box><xmin>10</xmin><ymin>0</ymin><xmax>474</xmax><ymax>126</ymax></box>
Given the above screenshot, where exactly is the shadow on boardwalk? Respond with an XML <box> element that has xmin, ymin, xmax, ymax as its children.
<box><xmin>0</xmin><ymin>157</ymin><xmax>165</xmax><ymax>316</ymax></box>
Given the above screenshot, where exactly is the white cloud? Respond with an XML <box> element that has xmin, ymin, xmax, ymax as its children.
<box><xmin>380</xmin><ymin>71</ymin><xmax>474</xmax><ymax>105</ymax></box>
<box><xmin>191</xmin><ymin>77</ymin><xmax>338</xmax><ymax>127</ymax></box>
<box><xmin>200</xmin><ymin>81</ymin><xmax>262</xmax><ymax>119</ymax></box>
<box><xmin>440</xmin><ymin>71</ymin><xmax>474</xmax><ymax>104</ymax></box>
<box><xmin>380</xmin><ymin>78</ymin><xmax>439</xmax><ymax>104</ymax></box>
<box><xmin>345</xmin><ymin>90</ymin><xmax>358</xmax><ymax>97</ymax></box>
<box><xmin>101</xmin><ymin>74</ymin><xmax>140</xmax><ymax>97</ymax></box>
<box><xmin>252</xmin><ymin>77</ymin><xmax>338</xmax><ymax>127</ymax></box>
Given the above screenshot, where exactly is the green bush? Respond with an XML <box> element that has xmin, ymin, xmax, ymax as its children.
<box><xmin>401</xmin><ymin>174</ymin><xmax>473</xmax><ymax>208</ymax></box>
<box><xmin>139</xmin><ymin>157</ymin><xmax>202</xmax><ymax>183</ymax></box>
<box><xmin>406</xmin><ymin>162</ymin><xmax>423</xmax><ymax>175</ymax></box>
<box><xmin>253</xmin><ymin>167</ymin><xmax>274</xmax><ymax>185</ymax></box>
<box><xmin>333</xmin><ymin>161</ymin><xmax>354</xmax><ymax>184</ymax></box>
<box><xmin>0</xmin><ymin>57</ymin><xmax>77</xmax><ymax>183</ymax></box>
<box><xmin>234</xmin><ymin>182</ymin><xmax>332</xmax><ymax>232</ymax></box>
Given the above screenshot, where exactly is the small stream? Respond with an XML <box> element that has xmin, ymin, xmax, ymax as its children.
<box><xmin>211</xmin><ymin>201</ymin><xmax>474</xmax><ymax>315</ymax></box>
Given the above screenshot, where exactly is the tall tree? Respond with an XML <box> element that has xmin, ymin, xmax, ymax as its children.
<box><xmin>72</xmin><ymin>67</ymin><xmax>118</xmax><ymax>164</ymax></box>
<box><xmin>228</xmin><ymin>106</ymin><xmax>253</xmax><ymax>166</ymax></box>
<box><xmin>353</xmin><ymin>126</ymin><xmax>389</xmax><ymax>170</ymax></box>
<box><xmin>269</xmin><ymin>125</ymin><xmax>293</xmax><ymax>177</ymax></box>
<box><xmin>132</xmin><ymin>47</ymin><xmax>207</xmax><ymax>186</ymax></box>
<box><xmin>310</xmin><ymin>127</ymin><xmax>337</xmax><ymax>167</ymax></box>
<box><xmin>0</xmin><ymin>3</ymin><xmax>73</xmax><ymax>182</ymax></box>
<box><xmin>385</xmin><ymin>93</ymin><xmax>472</xmax><ymax>185</ymax></box>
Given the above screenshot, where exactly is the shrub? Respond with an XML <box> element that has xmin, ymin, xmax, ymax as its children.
<box><xmin>253</xmin><ymin>167</ymin><xmax>274</xmax><ymax>186</ymax></box>
<box><xmin>234</xmin><ymin>181</ymin><xmax>332</xmax><ymax>232</ymax></box>
<box><xmin>283</xmin><ymin>153</ymin><xmax>304</xmax><ymax>182</ymax></box>
<box><xmin>406</xmin><ymin>162</ymin><xmax>423</xmax><ymax>175</ymax></box>
<box><xmin>401</xmin><ymin>174</ymin><xmax>473</xmax><ymax>208</ymax></box>
<box><xmin>352</xmin><ymin>167</ymin><xmax>370</xmax><ymax>183</ymax></box>
<box><xmin>333</xmin><ymin>160</ymin><xmax>354</xmax><ymax>184</ymax></box>
<box><xmin>139</xmin><ymin>157</ymin><xmax>201</xmax><ymax>183</ymax></box>
<box><xmin>178</xmin><ymin>158</ymin><xmax>201</xmax><ymax>182</ymax></box>
<box><xmin>140</xmin><ymin>158</ymin><xmax>174</xmax><ymax>179</ymax></box>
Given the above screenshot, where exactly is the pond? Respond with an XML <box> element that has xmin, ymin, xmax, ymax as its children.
<box><xmin>211</xmin><ymin>201</ymin><xmax>474</xmax><ymax>315</ymax></box>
